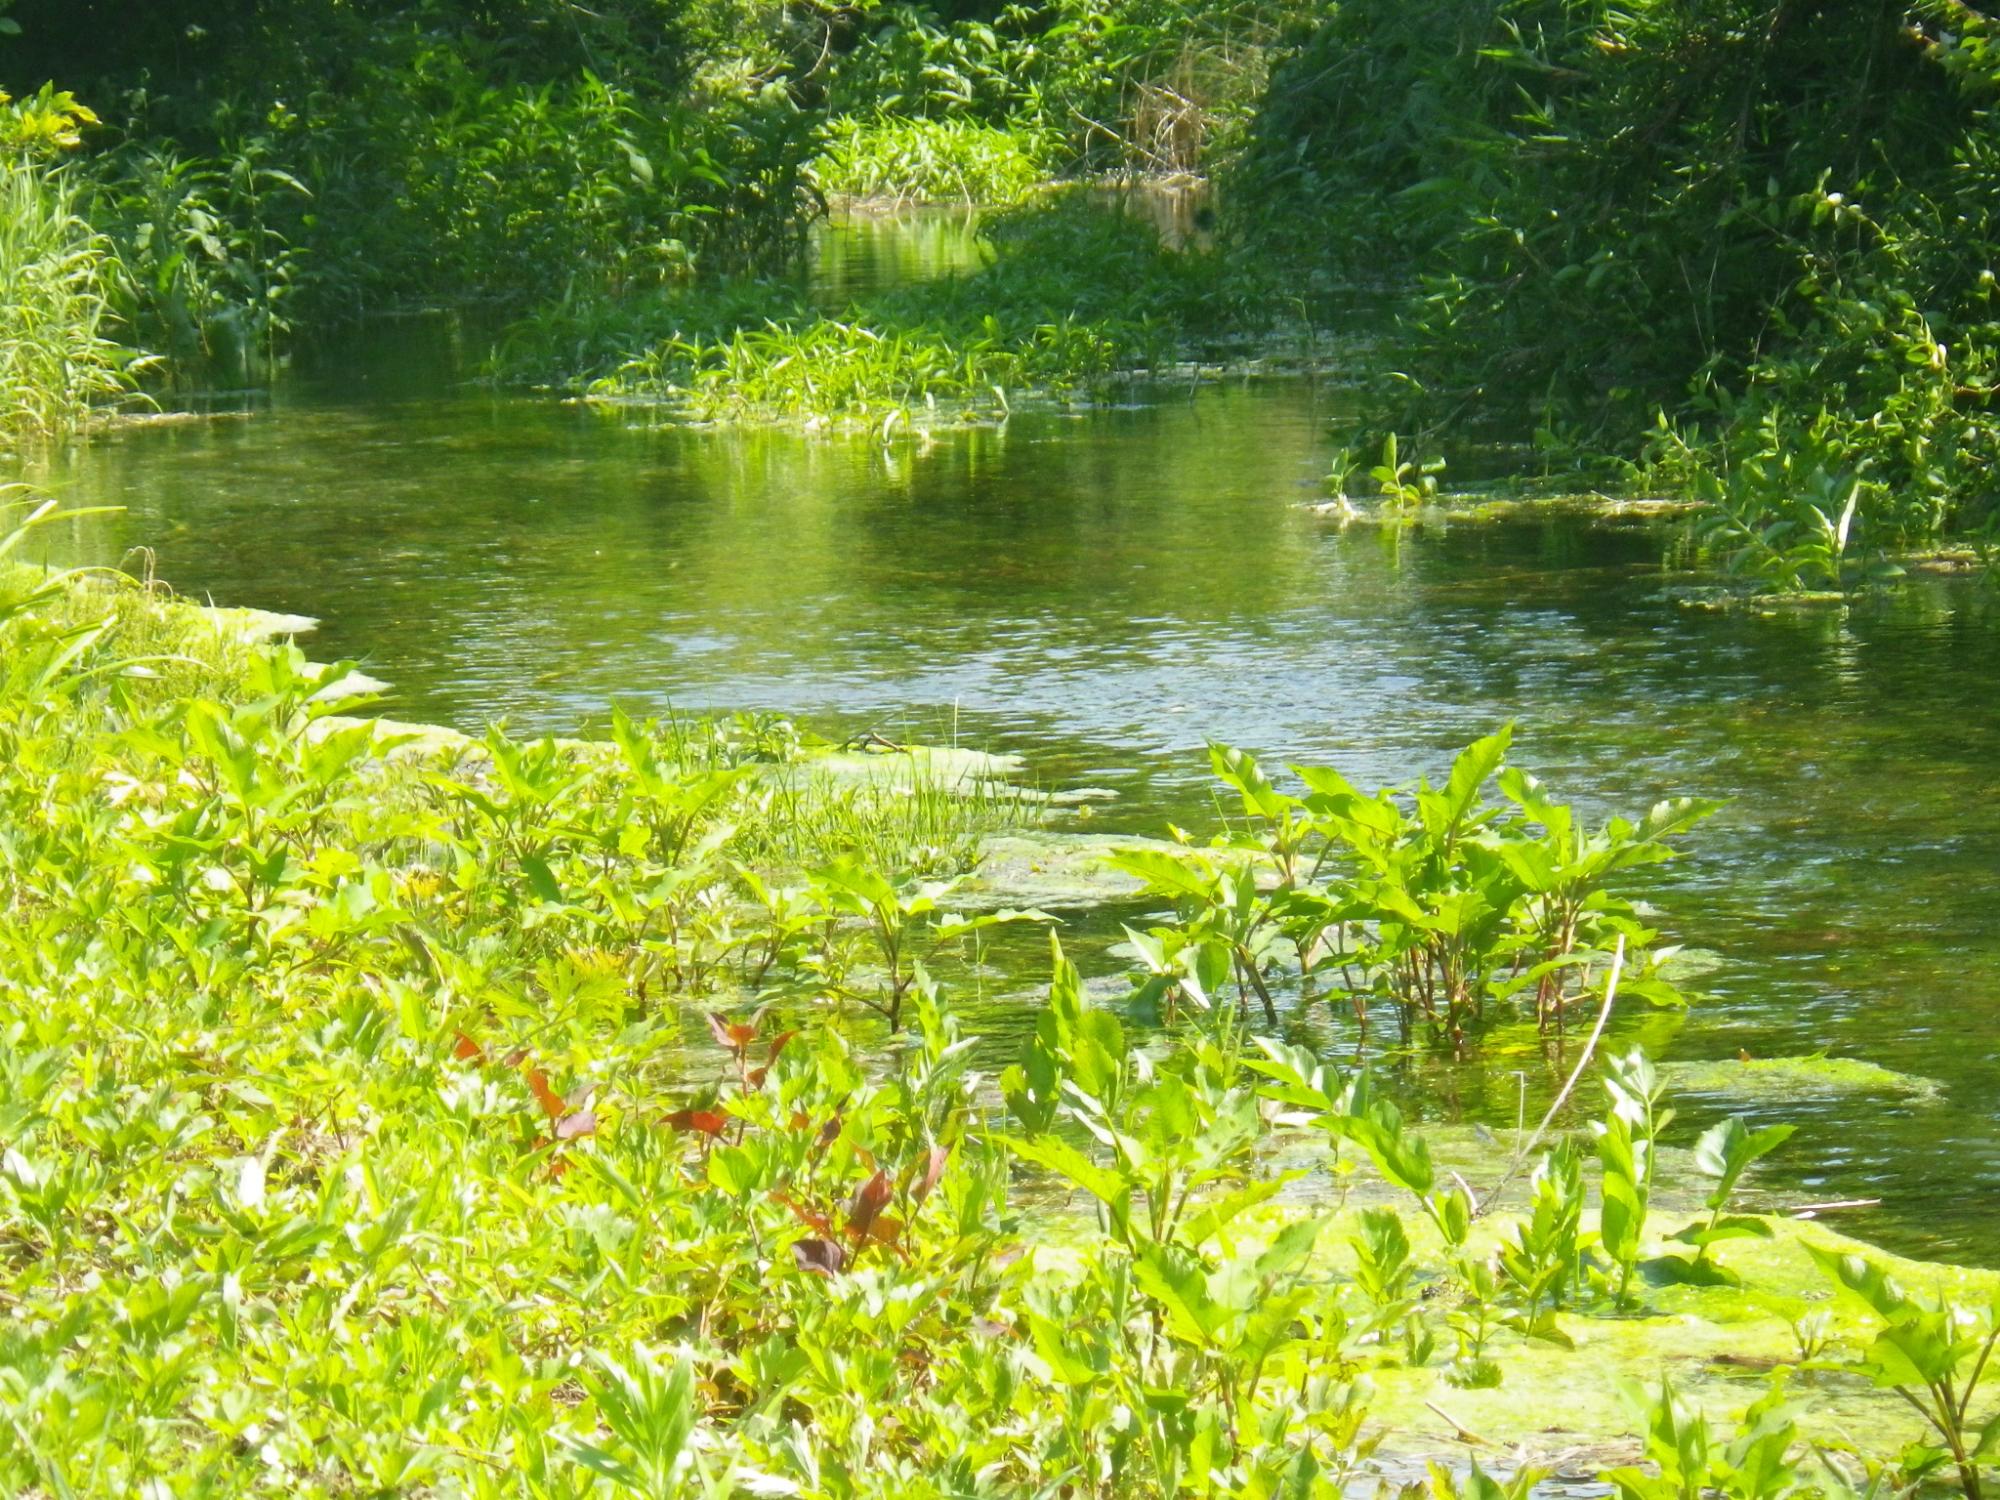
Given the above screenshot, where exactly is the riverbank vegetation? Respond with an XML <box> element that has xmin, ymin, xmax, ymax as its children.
<box><xmin>10</xmin><ymin>3</ymin><xmax>2000</xmax><ymax>1490</ymax></box>
<box><xmin>0</xmin><ymin>0</ymin><xmax>1300</xmax><ymax>405</ymax></box>
<box><xmin>1234</xmin><ymin>0</ymin><xmax>2000</xmax><ymax>584</ymax></box>
<box><xmin>6</xmin><ymin>511</ymin><xmax>2000</xmax><ymax>1494</ymax></box>
<box><xmin>0</xmin><ymin>91</ymin><xmax>142</xmax><ymax>446</ymax></box>
<box><xmin>14</xmin><ymin>0</ymin><xmax>2000</xmax><ymax>593</ymax></box>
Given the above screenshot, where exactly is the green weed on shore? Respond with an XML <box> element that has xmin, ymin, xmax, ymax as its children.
<box><xmin>5</xmin><ymin>514</ymin><xmax>1998</xmax><ymax>1496</ymax></box>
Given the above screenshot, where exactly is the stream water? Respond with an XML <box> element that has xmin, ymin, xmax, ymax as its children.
<box><xmin>26</xmin><ymin>208</ymin><xmax>2000</xmax><ymax>1265</ymax></box>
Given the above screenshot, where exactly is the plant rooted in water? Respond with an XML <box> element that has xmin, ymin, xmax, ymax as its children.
<box><xmin>1114</xmin><ymin>727</ymin><xmax>1716</xmax><ymax>1045</ymax></box>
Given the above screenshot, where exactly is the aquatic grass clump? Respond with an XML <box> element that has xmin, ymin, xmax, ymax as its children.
<box><xmin>500</xmin><ymin>198</ymin><xmax>1282</xmax><ymax>425</ymax></box>
<box><xmin>812</xmin><ymin>114</ymin><xmax>1058</xmax><ymax>205</ymax></box>
<box><xmin>1107</xmin><ymin>728</ymin><xmax>1719</xmax><ymax>1042</ymax></box>
<box><xmin>0</xmin><ymin>156</ymin><xmax>143</xmax><ymax>447</ymax></box>
<box><xmin>490</xmin><ymin>275</ymin><xmax>814</xmax><ymax>392</ymax></box>
<box><xmin>632</xmin><ymin>312</ymin><xmax>1147</xmax><ymax>425</ymax></box>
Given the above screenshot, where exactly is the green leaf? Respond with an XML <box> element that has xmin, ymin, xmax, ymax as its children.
<box><xmin>1105</xmin><ymin>847</ymin><xmax>1217</xmax><ymax>902</ymax></box>
<box><xmin>1439</xmin><ymin>724</ymin><xmax>1512</xmax><ymax>829</ymax></box>
<box><xmin>1209</xmin><ymin>742</ymin><xmax>1293</xmax><ymax>821</ymax></box>
<box><xmin>815</xmin><ymin>855</ymin><xmax>898</xmax><ymax>913</ymax></box>
<box><xmin>521</xmin><ymin>853</ymin><xmax>562</xmax><ymax>904</ymax></box>
<box><xmin>1640</xmin><ymin>1254</ymin><xmax>1740</xmax><ymax>1288</ymax></box>
<box><xmin>1336</xmin><ymin>1099</ymin><xmax>1435</xmax><ymax>1196</ymax></box>
<box><xmin>1634</xmin><ymin>796</ymin><xmax>1724</xmax><ymax>844</ymax></box>
<box><xmin>1253</xmin><ymin>1215</ymin><xmax>1324</xmax><ymax>1282</ymax></box>
<box><xmin>1028</xmin><ymin>1314</ymin><xmax>1104</xmax><ymax>1385</ymax></box>
<box><xmin>1807</xmin><ymin>1245</ymin><xmax>1912</xmax><ymax>1322</ymax></box>
<box><xmin>1973</xmin><ymin>1411</ymin><xmax>2000</xmax><ymax>1461</ymax></box>
<box><xmin>1862</xmin><ymin>1316</ymin><xmax>1960</xmax><ymax>1389</ymax></box>
<box><xmin>1134</xmin><ymin>1242</ymin><xmax>1226</xmax><ymax>1346</ymax></box>
<box><xmin>1004</xmin><ymin>1135</ymin><xmax>1131</xmax><ymax>1226</ymax></box>
<box><xmin>1178</xmin><ymin>1176</ymin><xmax>1290</xmax><ymax>1248</ymax></box>
<box><xmin>1670</xmin><ymin>1214</ymin><xmax>1773</xmax><ymax>1248</ymax></box>
<box><xmin>1693</xmin><ymin>1117</ymin><xmax>1795</xmax><ymax>1209</ymax></box>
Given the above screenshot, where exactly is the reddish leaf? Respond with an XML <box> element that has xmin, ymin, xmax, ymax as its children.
<box><xmin>526</xmin><ymin>1069</ymin><xmax>565</xmax><ymax>1120</ymax></box>
<box><xmin>765</xmin><ymin>1030</ymin><xmax>797</xmax><ymax>1063</ymax></box>
<box><xmin>548</xmin><ymin>1156</ymin><xmax>571</xmax><ymax>1180</ymax></box>
<box><xmin>501</xmin><ymin>1048</ymin><xmax>528</xmax><ymax>1068</ymax></box>
<box><xmin>788</xmin><ymin>1110</ymin><xmax>812</xmax><ymax>1133</ymax></box>
<box><xmin>746</xmin><ymin>1066</ymin><xmax>769</xmax><ymax>1089</ymax></box>
<box><xmin>913</xmin><ymin>1144</ymin><xmax>951</xmax><ymax>1205</ymax></box>
<box><xmin>866</xmin><ymin>1213</ymin><xmax>903</xmax><ymax>1248</ymax></box>
<box><xmin>706</xmin><ymin>1012</ymin><xmax>757</xmax><ymax>1052</ymax></box>
<box><xmin>791</xmin><ymin>1237</ymin><xmax>846</xmax><ymax>1276</ymax></box>
<box><xmin>773</xmin><ymin>1191</ymin><xmax>833</xmax><ymax>1235</ymax></box>
<box><xmin>814</xmin><ymin>1115</ymin><xmax>843</xmax><ymax>1151</ymax></box>
<box><xmin>845</xmin><ymin>1169</ymin><xmax>893</xmax><ymax>1241</ymax></box>
<box><xmin>452</xmin><ymin>1031</ymin><xmax>484</xmax><ymax>1062</ymax></box>
<box><xmin>555</xmin><ymin>1110</ymin><xmax>598</xmax><ymax>1140</ymax></box>
<box><xmin>664</xmin><ymin>1108</ymin><xmax>728</xmax><ymax>1137</ymax></box>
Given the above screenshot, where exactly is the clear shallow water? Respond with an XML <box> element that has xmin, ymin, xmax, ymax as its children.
<box><xmin>24</xmin><ymin>216</ymin><xmax>2000</xmax><ymax>1265</ymax></box>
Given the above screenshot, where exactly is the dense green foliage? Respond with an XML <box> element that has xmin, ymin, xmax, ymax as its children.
<box><xmin>1112</xmin><ymin>731</ymin><xmax>1716</xmax><ymax>1044</ymax></box>
<box><xmin>10</xmin><ymin>0</ymin><xmax>2000</xmax><ymax>584</ymax></box>
<box><xmin>3</xmin><ymin>0</ymin><xmax>819</xmax><ymax>369</ymax></box>
<box><xmin>0</xmin><ymin>155</ymin><xmax>131</xmax><ymax>448</ymax></box>
<box><xmin>0</xmin><ymin>0</ymin><xmax>1309</xmax><ymax>431</ymax></box>
<box><xmin>822</xmin><ymin>0</ymin><xmax>1314</xmax><ymax>175</ymax></box>
<box><xmin>12</xmin><ymin>0</ymin><xmax>2000</xmax><ymax>1485</ymax></box>
<box><xmin>1235</xmin><ymin>0</ymin><xmax>2000</xmax><ymax>572</ymax></box>
<box><xmin>5</xmin><ymin>510</ymin><xmax>1999</xmax><ymax>1495</ymax></box>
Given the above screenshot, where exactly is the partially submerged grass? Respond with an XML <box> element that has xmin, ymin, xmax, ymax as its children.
<box><xmin>1353</xmin><ymin>1207</ymin><xmax>1996</xmax><ymax>1465</ymax></box>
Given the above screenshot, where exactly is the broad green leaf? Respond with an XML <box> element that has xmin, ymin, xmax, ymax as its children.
<box><xmin>1808</xmin><ymin>1248</ymin><xmax>1912</xmax><ymax>1320</ymax></box>
<box><xmin>1134</xmin><ymin>1242</ymin><xmax>1226</xmax><ymax>1346</ymax></box>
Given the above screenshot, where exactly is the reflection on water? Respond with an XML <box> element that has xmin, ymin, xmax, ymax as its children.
<box><xmin>21</xmin><ymin>214</ymin><xmax>2000</xmax><ymax>1266</ymax></box>
<box><xmin>810</xmin><ymin>206</ymin><xmax>989</xmax><ymax>304</ymax></box>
